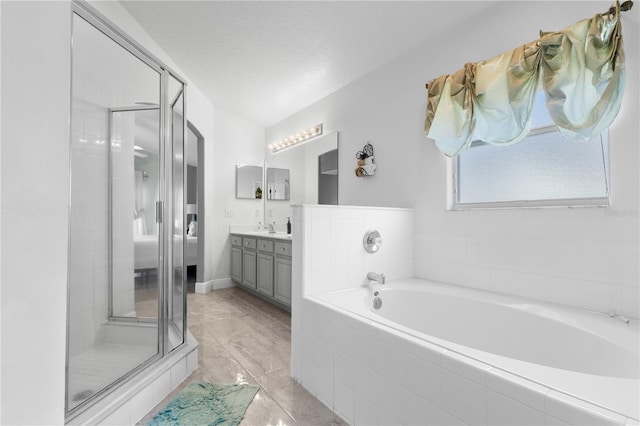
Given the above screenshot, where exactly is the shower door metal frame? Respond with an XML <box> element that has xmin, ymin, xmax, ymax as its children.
<box><xmin>166</xmin><ymin>82</ymin><xmax>188</xmax><ymax>355</ymax></box>
<box><xmin>107</xmin><ymin>104</ymin><xmax>163</xmax><ymax>326</ymax></box>
<box><xmin>66</xmin><ymin>1</ymin><xmax>188</xmax><ymax>419</ymax></box>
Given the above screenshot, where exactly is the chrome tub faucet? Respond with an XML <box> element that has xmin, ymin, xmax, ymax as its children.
<box><xmin>367</xmin><ymin>271</ymin><xmax>385</xmax><ymax>284</ymax></box>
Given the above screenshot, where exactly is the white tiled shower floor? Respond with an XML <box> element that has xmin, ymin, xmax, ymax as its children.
<box><xmin>67</xmin><ymin>342</ymin><xmax>156</xmax><ymax>409</ymax></box>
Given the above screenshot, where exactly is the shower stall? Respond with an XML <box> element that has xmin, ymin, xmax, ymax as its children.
<box><xmin>67</xmin><ymin>3</ymin><xmax>188</xmax><ymax>419</ymax></box>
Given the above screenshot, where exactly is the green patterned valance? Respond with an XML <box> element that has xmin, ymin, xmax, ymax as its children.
<box><xmin>425</xmin><ymin>1</ymin><xmax>626</xmax><ymax>157</ymax></box>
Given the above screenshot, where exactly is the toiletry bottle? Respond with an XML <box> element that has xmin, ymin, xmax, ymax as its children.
<box><xmin>287</xmin><ymin>217</ymin><xmax>291</xmax><ymax>234</ymax></box>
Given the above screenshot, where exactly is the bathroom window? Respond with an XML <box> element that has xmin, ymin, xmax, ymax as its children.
<box><xmin>450</xmin><ymin>94</ymin><xmax>611</xmax><ymax>210</ymax></box>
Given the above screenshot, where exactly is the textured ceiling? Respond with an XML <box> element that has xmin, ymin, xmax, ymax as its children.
<box><xmin>120</xmin><ymin>1</ymin><xmax>497</xmax><ymax>127</ymax></box>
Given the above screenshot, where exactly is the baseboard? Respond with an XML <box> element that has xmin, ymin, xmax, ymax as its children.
<box><xmin>211</xmin><ymin>277</ymin><xmax>235</xmax><ymax>290</ymax></box>
<box><xmin>195</xmin><ymin>278</ymin><xmax>235</xmax><ymax>293</ymax></box>
<box><xmin>195</xmin><ymin>280</ymin><xmax>212</xmax><ymax>293</ymax></box>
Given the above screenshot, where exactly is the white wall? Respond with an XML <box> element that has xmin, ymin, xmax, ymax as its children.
<box><xmin>210</xmin><ymin>106</ymin><xmax>265</xmax><ymax>281</ymax></box>
<box><xmin>1</xmin><ymin>2</ymin><xmax>71</xmax><ymax>423</ymax></box>
<box><xmin>268</xmin><ymin>2</ymin><xmax>639</xmax><ymax>318</ymax></box>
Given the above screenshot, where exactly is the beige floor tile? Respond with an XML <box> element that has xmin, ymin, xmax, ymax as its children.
<box><xmin>223</xmin><ymin>332</ymin><xmax>291</xmax><ymax>377</ymax></box>
<box><xmin>240</xmin><ymin>389</ymin><xmax>296</xmax><ymax>426</ymax></box>
<box><xmin>255</xmin><ymin>368</ymin><xmax>346</xmax><ymax>426</ymax></box>
<box><xmin>141</xmin><ymin>286</ymin><xmax>345</xmax><ymax>426</ymax></box>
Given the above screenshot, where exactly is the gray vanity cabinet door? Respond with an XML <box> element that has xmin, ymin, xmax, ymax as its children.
<box><xmin>231</xmin><ymin>246</ymin><xmax>243</xmax><ymax>284</ymax></box>
<box><xmin>274</xmin><ymin>256</ymin><xmax>292</xmax><ymax>306</ymax></box>
<box><xmin>256</xmin><ymin>253</ymin><xmax>274</xmax><ymax>296</ymax></box>
<box><xmin>242</xmin><ymin>250</ymin><xmax>257</xmax><ymax>289</ymax></box>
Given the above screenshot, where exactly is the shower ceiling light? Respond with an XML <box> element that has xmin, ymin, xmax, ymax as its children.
<box><xmin>269</xmin><ymin>124</ymin><xmax>323</xmax><ymax>153</ymax></box>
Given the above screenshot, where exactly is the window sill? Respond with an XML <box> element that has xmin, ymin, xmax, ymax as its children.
<box><xmin>448</xmin><ymin>197</ymin><xmax>610</xmax><ymax>211</ymax></box>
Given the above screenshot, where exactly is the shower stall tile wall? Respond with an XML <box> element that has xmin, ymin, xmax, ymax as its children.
<box><xmin>69</xmin><ymin>84</ymin><xmax>111</xmax><ymax>358</ymax></box>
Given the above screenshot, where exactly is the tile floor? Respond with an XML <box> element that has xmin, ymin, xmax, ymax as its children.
<box><xmin>139</xmin><ymin>285</ymin><xmax>346</xmax><ymax>425</ymax></box>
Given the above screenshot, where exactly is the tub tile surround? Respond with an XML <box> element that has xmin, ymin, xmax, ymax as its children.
<box><xmin>414</xmin><ymin>211</ymin><xmax>639</xmax><ymax>319</ymax></box>
<box><xmin>291</xmin><ymin>204</ymin><xmax>639</xmax><ymax>426</ymax></box>
<box><xmin>299</xmin><ymin>298</ymin><xmax>635</xmax><ymax>426</ymax></box>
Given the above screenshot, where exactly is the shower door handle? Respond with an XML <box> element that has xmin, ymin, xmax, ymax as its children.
<box><xmin>156</xmin><ymin>201</ymin><xmax>163</xmax><ymax>223</ymax></box>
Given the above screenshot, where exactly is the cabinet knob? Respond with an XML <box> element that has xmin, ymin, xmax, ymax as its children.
<box><xmin>281</xmin><ymin>247</ymin><xmax>285</xmax><ymax>252</ymax></box>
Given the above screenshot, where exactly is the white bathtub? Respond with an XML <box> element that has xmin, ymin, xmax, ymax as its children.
<box><xmin>304</xmin><ymin>278</ymin><xmax>639</xmax><ymax>425</ymax></box>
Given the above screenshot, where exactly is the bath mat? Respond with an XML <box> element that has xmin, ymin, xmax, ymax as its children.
<box><xmin>147</xmin><ymin>382</ymin><xmax>259</xmax><ymax>426</ymax></box>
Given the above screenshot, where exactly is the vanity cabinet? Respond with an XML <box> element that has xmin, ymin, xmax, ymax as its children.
<box><xmin>230</xmin><ymin>234</ymin><xmax>292</xmax><ymax>311</ymax></box>
<box><xmin>274</xmin><ymin>255</ymin><xmax>292</xmax><ymax>306</ymax></box>
<box><xmin>242</xmin><ymin>248</ymin><xmax>257</xmax><ymax>289</ymax></box>
<box><xmin>230</xmin><ymin>247</ymin><xmax>243</xmax><ymax>283</ymax></box>
<box><xmin>230</xmin><ymin>235</ymin><xmax>243</xmax><ymax>283</ymax></box>
<box><xmin>256</xmin><ymin>239</ymin><xmax>274</xmax><ymax>297</ymax></box>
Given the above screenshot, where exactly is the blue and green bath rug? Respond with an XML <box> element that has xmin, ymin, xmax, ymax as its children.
<box><xmin>147</xmin><ymin>382</ymin><xmax>259</xmax><ymax>426</ymax></box>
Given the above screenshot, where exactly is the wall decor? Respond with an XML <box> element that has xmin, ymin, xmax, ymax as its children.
<box><xmin>355</xmin><ymin>142</ymin><xmax>376</xmax><ymax>177</ymax></box>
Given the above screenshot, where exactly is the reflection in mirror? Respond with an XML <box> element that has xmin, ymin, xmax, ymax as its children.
<box><xmin>236</xmin><ymin>165</ymin><xmax>264</xmax><ymax>199</ymax></box>
<box><xmin>266</xmin><ymin>167</ymin><xmax>290</xmax><ymax>200</ymax></box>
<box><xmin>264</xmin><ymin>131</ymin><xmax>338</xmax><ymax>229</ymax></box>
<box><xmin>318</xmin><ymin>148</ymin><xmax>338</xmax><ymax>205</ymax></box>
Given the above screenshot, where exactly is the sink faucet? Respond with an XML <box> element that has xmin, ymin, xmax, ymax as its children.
<box><xmin>268</xmin><ymin>221</ymin><xmax>276</xmax><ymax>234</ymax></box>
<box><xmin>367</xmin><ymin>271</ymin><xmax>385</xmax><ymax>284</ymax></box>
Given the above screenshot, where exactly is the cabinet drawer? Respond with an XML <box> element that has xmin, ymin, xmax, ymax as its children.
<box><xmin>242</xmin><ymin>237</ymin><xmax>257</xmax><ymax>250</ymax></box>
<box><xmin>231</xmin><ymin>234</ymin><xmax>243</xmax><ymax>247</ymax></box>
<box><xmin>257</xmin><ymin>239</ymin><xmax>274</xmax><ymax>253</ymax></box>
<box><xmin>274</xmin><ymin>241</ymin><xmax>292</xmax><ymax>257</ymax></box>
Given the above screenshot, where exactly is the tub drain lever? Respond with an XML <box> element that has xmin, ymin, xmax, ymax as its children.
<box><xmin>608</xmin><ymin>310</ymin><xmax>630</xmax><ymax>324</ymax></box>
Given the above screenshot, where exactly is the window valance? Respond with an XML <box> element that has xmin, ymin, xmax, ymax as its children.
<box><xmin>424</xmin><ymin>1</ymin><xmax>626</xmax><ymax>157</ymax></box>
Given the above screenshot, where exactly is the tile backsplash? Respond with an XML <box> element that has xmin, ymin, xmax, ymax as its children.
<box><xmin>294</xmin><ymin>205</ymin><xmax>415</xmax><ymax>296</ymax></box>
<box><xmin>414</xmin><ymin>222</ymin><xmax>639</xmax><ymax>319</ymax></box>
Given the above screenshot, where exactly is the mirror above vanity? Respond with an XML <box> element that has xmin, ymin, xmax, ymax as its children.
<box><xmin>236</xmin><ymin>164</ymin><xmax>264</xmax><ymax>199</ymax></box>
<box><xmin>233</xmin><ymin>132</ymin><xmax>339</xmax><ymax>232</ymax></box>
<box><xmin>264</xmin><ymin>131</ymin><xmax>339</xmax><ymax>229</ymax></box>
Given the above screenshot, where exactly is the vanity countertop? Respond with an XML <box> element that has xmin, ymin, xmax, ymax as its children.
<box><xmin>230</xmin><ymin>231</ymin><xmax>292</xmax><ymax>241</ymax></box>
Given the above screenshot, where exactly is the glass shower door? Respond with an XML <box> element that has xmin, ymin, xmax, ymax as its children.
<box><xmin>68</xmin><ymin>6</ymin><xmax>189</xmax><ymax>417</ymax></box>
<box><xmin>67</xmin><ymin>12</ymin><xmax>162</xmax><ymax>414</ymax></box>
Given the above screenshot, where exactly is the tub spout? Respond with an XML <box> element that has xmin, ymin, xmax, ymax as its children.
<box><xmin>367</xmin><ymin>271</ymin><xmax>385</xmax><ymax>284</ymax></box>
<box><xmin>608</xmin><ymin>310</ymin><xmax>630</xmax><ymax>324</ymax></box>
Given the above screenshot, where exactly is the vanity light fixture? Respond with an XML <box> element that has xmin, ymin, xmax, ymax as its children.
<box><xmin>268</xmin><ymin>124</ymin><xmax>323</xmax><ymax>153</ymax></box>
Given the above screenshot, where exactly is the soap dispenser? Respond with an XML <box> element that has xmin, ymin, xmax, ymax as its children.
<box><xmin>286</xmin><ymin>217</ymin><xmax>291</xmax><ymax>234</ymax></box>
